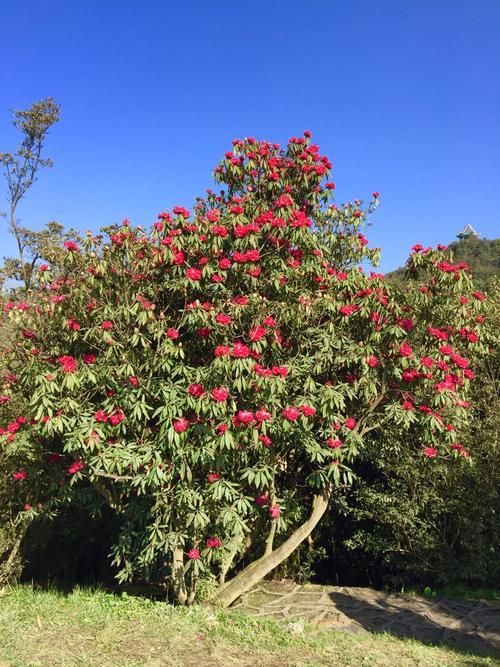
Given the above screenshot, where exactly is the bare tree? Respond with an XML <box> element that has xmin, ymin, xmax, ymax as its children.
<box><xmin>0</xmin><ymin>98</ymin><xmax>60</xmax><ymax>289</ymax></box>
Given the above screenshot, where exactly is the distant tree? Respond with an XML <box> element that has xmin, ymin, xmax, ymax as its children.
<box><xmin>0</xmin><ymin>98</ymin><xmax>60</xmax><ymax>290</ymax></box>
<box><xmin>0</xmin><ymin>221</ymin><xmax>80</xmax><ymax>293</ymax></box>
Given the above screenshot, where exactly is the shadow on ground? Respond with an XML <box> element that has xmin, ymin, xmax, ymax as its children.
<box><xmin>232</xmin><ymin>583</ymin><xmax>500</xmax><ymax>659</ymax></box>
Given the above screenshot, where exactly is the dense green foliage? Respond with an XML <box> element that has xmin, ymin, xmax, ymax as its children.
<box><xmin>0</xmin><ymin>134</ymin><xmax>488</xmax><ymax>605</ymax></box>
<box><xmin>387</xmin><ymin>237</ymin><xmax>500</xmax><ymax>292</ymax></box>
<box><xmin>313</xmin><ymin>282</ymin><xmax>499</xmax><ymax>592</ymax></box>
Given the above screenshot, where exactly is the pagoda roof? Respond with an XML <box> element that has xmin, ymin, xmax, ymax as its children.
<box><xmin>457</xmin><ymin>224</ymin><xmax>480</xmax><ymax>237</ymax></box>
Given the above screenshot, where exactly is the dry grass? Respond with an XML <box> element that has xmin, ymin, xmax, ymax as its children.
<box><xmin>0</xmin><ymin>586</ymin><xmax>497</xmax><ymax>666</ymax></box>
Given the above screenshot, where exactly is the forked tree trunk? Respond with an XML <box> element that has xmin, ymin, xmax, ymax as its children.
<box><xmin>212</xmin><ymin>489</ymin><xmax>330</xmax><ymax>608</ymax></box>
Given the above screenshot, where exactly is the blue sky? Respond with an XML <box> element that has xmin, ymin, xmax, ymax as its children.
<box><xmin>1</xmin><ymin>0</ymin><xmax>499</xmax><ymax>272</ymax></box>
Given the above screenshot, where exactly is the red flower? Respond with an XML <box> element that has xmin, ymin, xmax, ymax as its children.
<box><xmin>254</xmin><ymin>493</ymin><xmax>269</xmax><ymax>505</ymax></box>
<box><xmin>255</xmin><ymin>409</ymin><xmax>272</xmax><ymax>421</ymax></box>
<box><xmin>215</xmin><ymin>313</ymin><xmax>232</xmax><ymax>325</ymax></box>
<box><xmin>232</xmin><ymin>342</ymin><xmax>250</xmax><ymax>358</ymax></box>
<box><xmin>12</xmin><ymin>470</ymin><xmax>26</xmax><ymax>481</ymax></box>
<box><xmin>398</xmin><ymin>319</ymin><xmax>414</xmax><ymax>331</ymax></box>
<box><xmin>214</xmin><ymin>345</ymin><xmax>230</xmax><ymax>357</ymax></box>
<box><xmin>83</xmin><ymin>354</ymin><xmax>97</xmax><ymax>364</ymax></box>
<box><xmin>237</xmin><ymin>410</ymin><xmax>254</xmax><ymax>424</ymax></box>
<box><xmin>258</xmin><ymin>434</ymin><xmax>272</xmax><ymax>446</ymax></box>
<box><xmin>109</xmin><ymin>410</ymin><xmax>125</xmax><ymax>426</ymax></box>
<box><xmin>327</xmin><ymin>438</ymin><xmax>343</xmax><ymax>449</ymax></box>
<box><xmin>66</xmin><ymin>318</ymin><xmax>81</xmax><ymax>331</ymax></box>
<box><xmin>399</xmin><ymin>342</ymin><xmax>413</xmax><ymax>357</ymax></box>
<box><xmin>101</xmin><ymin>321</ymin><xmax>113</xmax><ymax>330</ymax></box>
<box><xmin>282</xmin><ymin>406</ymin><xmax>299</xmax><ymax>421</ymax></box>
<box><xmin>57</xmin><ymin>355</ymin><xmax>77</xmax><ymax>373</ymax></box>
<box><xmin>339</xmin><ymin>304</ymin><xmax>359</xmax><ymax>316</ymax></box>
<box><xmin>173</xmin><ymin>418</ymin><xmax>190</xmax><ymax>433</ymax></box>
<box><xmin>127</xmin><ymin>375</ymin><xmax>140</xmax><ymax>387</ymax></box>
<box><xmin>423</xmin><ymin>447</ymin><xmax>437</xmax><ymax>458</ymax></box>
<box><xmin>345</xmin><ymin>417</ymin><xmax>357</xmax><ymax>430</ymax></box>
<box><xmin>166</xmin><ymin>328</ymin><xmax>180</xmax><ymax>339</ymax></box>
<box><xmin>218</xmin><ymin>257</ymin><xmax>232</xmax><ymax>270</ymax></box>
<box><xmin>206</xmin><ymin>537</ymin><xmax>221</xmax><ymax>548</ymax></box>
<box><xmin>94</xmin><ymin>409</ymin><xmax>108</xmax><ymax>423</ymax></box>
<box><xmin>186</xmin><ymin>267</ymin><xmax>202</xmax><ymax>281</ymax></box>
<box><xmin>300</xmin><ymin>405</ymin><xmax>316</xmax><ymax>417</ymax></box>
<box><xmin>187</xmin><ymin>548</ymin><xmax>200</xmax><ymax>560</ymax></box>
<box><xmin>63</xmin><ymin>241</ymin><xmax>79</xmax><ymax>252</ymax></box>
<box><xmin>172</xmin><ymin>206</ymin><xmax>190</xmax><ymax>218</ymax></box>
<box><xmin>211</xmin><ymin>387</ymin><xmax>229</xmax><ymax>402</ymax></box>
<box><xmin>68</xmin><ymin>461</ymin><xmax>85</xmax><ymax>474</ymax></box>
<box><xmin>263</xmin><ymin>316</ymin><xmax>276</xmax><ymax>327</ymax></box>
<box><xmin>248</xmin><ymin>326</ymin><xmax>267</xmax><ymax>342</ymax></box>
<box><xmin>216</xmin><ymin>423</ymin><xmax>229</xmax><ymax>435</ymax></box>
<box><xmin>207</xmin><ymin>473</ymin><xmax>220</xmax><ymax>483</ymax></box>
<box><xmin>188</xmin><ymin>383</ymin><xmax>204</xmax><ymax>397</ymax></box>
<box><xmin>367</xmin><ymin>356</ymin><xmax>379</xmax><ymax>367</ymax></box>
<box><xmin>268</xmin><ymin>505</ymin><xmax>281</xmax><ymax>519</ymax></box>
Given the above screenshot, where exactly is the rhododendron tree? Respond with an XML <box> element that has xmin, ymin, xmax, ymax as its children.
<box><xmin>0</xmin><ymin>133</ymin><xmax>487</xmax><ymax>606</ymax></box>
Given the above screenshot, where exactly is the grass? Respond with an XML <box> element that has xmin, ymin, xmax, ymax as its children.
<box><xmin>0</xmin><ymin>586</ymin><xmax>497</xmax><ymax>667</ymax></box>
<box><xmin>420</xmin><ymin>586</ymin><xmax>500</xmax><ymax>602</ymax></box>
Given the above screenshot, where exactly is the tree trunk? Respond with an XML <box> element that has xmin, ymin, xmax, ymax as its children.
<box><xmin>0</xmin><ymin>520</ymin><xmax>30</xmax><ymax>585</ymax></box>
<box><xmin>172</xmin><ymin>546</ymin><xmax>187</xmax><ymax>604</ymax></box>
<box><xmin>212</xmin><ymin>489</ymin><xmax>330</xmax><ymax>608</ymax></box>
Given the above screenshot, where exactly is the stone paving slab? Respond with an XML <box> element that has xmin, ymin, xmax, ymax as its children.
<box><xmin>231</xmin><ymin>582</ymin><xmax>500</xmax><ymax>656</ymax></box>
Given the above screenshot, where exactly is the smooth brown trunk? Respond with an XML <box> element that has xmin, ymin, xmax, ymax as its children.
<box><xmin>212</xmin><ymin>489</ymin><xmax>330</xmax><ymax>608</ymax></box>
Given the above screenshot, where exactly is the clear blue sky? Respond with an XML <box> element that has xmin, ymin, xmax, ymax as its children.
<box><xmin>1</xmin><ymin>0</ymin><xmax>499</xmax><ymax>272</ymax></box>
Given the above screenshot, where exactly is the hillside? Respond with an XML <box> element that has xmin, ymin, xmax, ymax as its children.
<box><xmin>387</xmin><ymin>237</ymin><xmax>500</xmax><ymax>290</ymax></box>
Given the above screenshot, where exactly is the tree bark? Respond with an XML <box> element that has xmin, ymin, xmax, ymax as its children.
<box><xmin>0</xmin><ymin>520</ymin><xmax>30</xmax><ymax>585</ymax></box>
<box><xmin>212</xmin><ymin>488</ymin><xmax>331</xmax><ymax>608</ymax></box>
<box><xmin>172</xmin><ymin>546</ymin><xmax>187</xmax><ymax>605</ymax></box>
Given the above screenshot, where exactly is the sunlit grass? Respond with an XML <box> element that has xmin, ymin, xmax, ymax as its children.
<box><xmin>0</xmin><ymin>585</ymin><xmax>497</xmax><ymax>666</ymax></box>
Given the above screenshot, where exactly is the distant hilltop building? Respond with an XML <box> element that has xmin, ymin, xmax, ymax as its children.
<box><xmin>457</xmin><ymin>224</ymin><xmax>480</xmax><ymax>241</ymax></box>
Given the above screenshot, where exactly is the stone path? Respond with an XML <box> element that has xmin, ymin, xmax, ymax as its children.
<box><xmin>231</xmin><ymin>582</ymin><xmax>500</xmax><ymax>656</ymax></box>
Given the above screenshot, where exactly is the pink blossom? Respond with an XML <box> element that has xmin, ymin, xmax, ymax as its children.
<box><xmin>282</xmin><ymin>406</ymin><xmax>299</xmax><ymax>421</ymax></box>
<box><xmin>423</xmin><ymin>447</ymin><xmax>437</xmax><ymax>458</ymax></box>
<box><xmin>268</xmin><ymin>505</ymin><xmax>281</xmax><ymax>519</ymax></box>
<box><xmin>206</xmin><ymin>537</ymin><xmax>221</xmax><ymax>548</ymax></box>
<box><xmin>212</xmin><ymin>387</ymin><xmax>229</xmax><ymax>402</ymax></box>
<box><xmin>166</xmin><ymin>328</ymin><xmax>180</xmax><ymax>339</ymax></box>
<box><xmin>186</xmin><ymin>267</ymin><xmax>202</xmax><ymax>281</ymax></box>
<box><xmin>173</xmin><ymin>418</ymin><xmax>190</xmax><ymax>433</ymax></box>
<box><xmin>236</xmin><ymin>410</ymin><xmax>254</xmax><ymax>424</ymax></box>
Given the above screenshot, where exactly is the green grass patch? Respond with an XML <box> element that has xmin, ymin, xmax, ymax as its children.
<box><xmin>0</xmin><ymin>586</ymin><xmax>497</xmax><ymax>666</ymax></box>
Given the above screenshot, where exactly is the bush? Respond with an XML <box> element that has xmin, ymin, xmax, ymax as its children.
<box><xmin>0</xmin><ymin>133</ymin><xmax>487</xmax><ymax>605</ymax></box>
